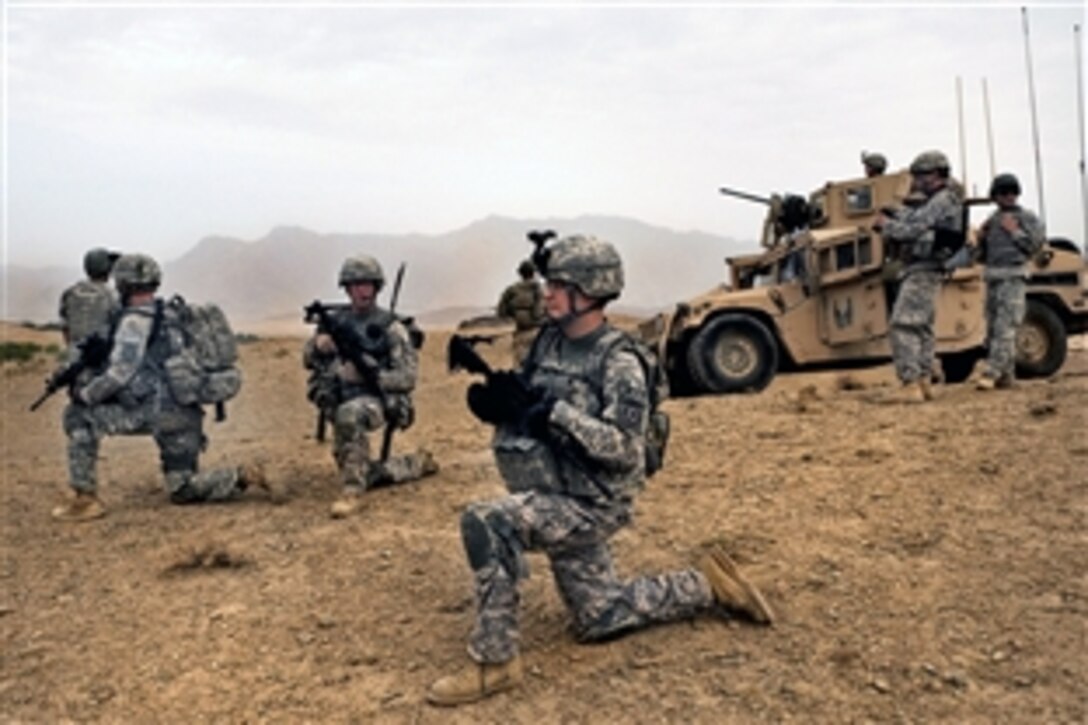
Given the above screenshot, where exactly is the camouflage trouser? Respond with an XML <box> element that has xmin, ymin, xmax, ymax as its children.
<box><xmin>461</xmin><ymin>491</ymin><xmax>713</xmax><ymax>664</ymax></box>
<box><xmin>889</xmin><ymin>270</ymin><xmax>941</xmax><ymax>384</ymax></box>
<box><xmin>984</xmin><ymin>276</ymin><xmax>1026</xmax><ymax>380</ymax></box>
<box><xmin>64</xmin><ymin>401</ymin><xmax>243</xmax><ymax>503</ymax></box>
<box><xmin>332</xmin><ymin>396</ymin><xmax>431</xmax><ymax>491</ymax></box>
<box><xmin>511</xmin><ymin>329</ymin><xmax>538</xmax><ymax>369</ymax></box>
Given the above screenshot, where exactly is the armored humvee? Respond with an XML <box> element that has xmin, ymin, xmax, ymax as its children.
<box><xmin>640</xmin><ymin>170</ymin><xmax>1088</xmax><ymax>394</ymax></box>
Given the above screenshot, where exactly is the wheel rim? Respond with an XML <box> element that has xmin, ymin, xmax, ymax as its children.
<box><xmin>713</xmin><ymin>331</ymin><xmax>759</xmax><ymax>379</ymax></box>
<box><xmin>1017</xmin><ymin>322</ymin><xmax>1048</xmax><ymax>365</ymax></box>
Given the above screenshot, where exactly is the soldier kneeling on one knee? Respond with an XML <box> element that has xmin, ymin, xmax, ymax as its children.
<box><xmin>427</xmin><ymin>234</ymin><xmax>774</xmax><ymax>707</ymax></box>
<box><xmin>52</xmin><ymin>253</ymin><xmax>268</xmax><ymax>522</ymax></box>
<box><xmin>303</xmin><ymin>255</ymin><xmax>437</xmax><ymax>520</ymax></box>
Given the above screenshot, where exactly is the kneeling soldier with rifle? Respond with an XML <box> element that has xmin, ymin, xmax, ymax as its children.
<box><xmin>45</xmin><ymin>253</ymin><xmax>269</xmax><ymax>522</ymax></box>
<box><xmin>303</xmin><ymin>255</ymin><xmax>438</xmax><ymax>519</ymax></box>
<box><xmin>429</xmin><ymin>234</ymin><xmax>773</xmax><ymax>706</ymax></box>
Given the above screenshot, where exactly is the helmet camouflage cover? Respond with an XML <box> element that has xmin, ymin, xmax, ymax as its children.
<box><xmin>339</xmin><ymin>255</ymin><xmax>385</xmax><ymax>289</ymax></box>
<box><xmin>861</xmin><ymin>152</ymin><xmax>887</xmax><ymax>173</ymax></box>
<box><xmin>83</xmin><ymin>247</ymin><xmax>118</xmax><ymax>279</ymax></box>
<box><xmin>112</xmin><ymin>253</ymin><xmax>162</xmax><ymax>290</ymax></box>
<box><xmin>909</xmin><ymin>150</ymin><xmax>951</xmax><ymax>175</ymax></box>
<box><xmin>544</xmin><ymin>235</ymin><xmax>624</xmax><ymax>300</ymax></box>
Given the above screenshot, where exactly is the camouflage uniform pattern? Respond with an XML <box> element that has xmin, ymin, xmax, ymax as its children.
<box><xmin>65</xmin><ymin>302</ymin><xmax>245</xmax><ymax>502</ymax></box>
<box><xmin>303</xmin><ymin>306</ymin><xmax>430</xmax><ymax>490</ymax></box>
<box><xmin>464</xmin><ymin>324</ymin><xmax>713</xmax><ymax>664</ymax></box>
<box><xmin>978</xmin><ymin>206</ymin><xmax>1045</xmax><ymax>380</ymax></box>
<box><xmin>882</xmin><ymin>186</ymin><xmax>963</xmax><ymax>384</ymax></box>
<box><xmin>58</xmin><ymin>279</ymin><xmax>120</xmax><ymax>356</ymax></box>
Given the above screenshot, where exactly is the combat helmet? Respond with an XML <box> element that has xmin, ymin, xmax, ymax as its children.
<box><xmin>989</xmin><ymin>172</ymin><xmax>1021</xmax><ymax>198</ymax></box>
<box><xmin>543</xmin><ymin>235</ymin><xmax>624</xmax><ymax>301</ymax></box>
<box><xmin>517</xmin><ymin>259</ymin><xmax>536</xmax><ymax>278</ymax></box>
<box><xmin>861</xmin><ymin>151</ymin><xmax>887</xmax><ymax>175</ymax></box>
<box><xmin>909</xmin><ymin>150</ymin><xmax>951</xmax><ymax>176</ymax></box>
<box><xmin>83</xmin><ymin>248</ymin><xmax>119</xmax><ymax>279</ymax></box>
<box><xmin>339</xmin><ymin>255</ymin><xmax>385</xmax><ymax>290</ymax></box>
<box><xmin>112</xmin><ymin>253</ymin><xmax>162</xmax><ymax>293</ymax></box>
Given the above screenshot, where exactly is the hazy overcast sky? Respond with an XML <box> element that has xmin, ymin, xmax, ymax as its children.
<box><xmin>4</xmin><ymin>1</ymin><xmax>1085</xmax><ymax>267</ymax></box>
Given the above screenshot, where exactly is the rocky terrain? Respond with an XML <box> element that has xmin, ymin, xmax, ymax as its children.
<box><xmin>1</xmin><ymin>322</ymin><xmax>1084</xmax><ymax>722</ymax></box>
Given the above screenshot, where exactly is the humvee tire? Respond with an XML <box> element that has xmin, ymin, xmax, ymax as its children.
<box><xmin>1016</xmin><ymin>299</ymin><xmax>1067</xmax><ymax>378</ymax></box>
<box><xmin>686</xmin><ymin>314</ymin><xmax>779</xmax><ymax>393</ymax></box>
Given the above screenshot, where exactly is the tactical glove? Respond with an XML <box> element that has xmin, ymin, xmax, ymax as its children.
<box><xmin>522</xmin><ymin>394</ymin><xmax>557</xmax><ymax>439</ymax></box>
<box><xmin>465</xmin><ymin>371</ymin><xmax>540</xmax><ymax>427</ymax></box>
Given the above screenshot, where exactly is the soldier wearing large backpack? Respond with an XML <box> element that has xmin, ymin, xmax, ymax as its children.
<box><xmin>427</xmin><ymin>235</ymin><xmax>773</xmax><ymax>707</ymax></box>
<box><xmin>303</xmin><ymin>255</ymin><xmax>438</xmax><ymax>519</ymax></box>
<box><xmin>496</xmin><ymin>259</ymin><xmax>545</xmax><ymax>366</ymax></box>
<box><xmin>52</xmin><ymin>253</ymin><xmax>267</xmax><ymax>522</ymax></box>
<box><xmin>58</xmin><ymin>247</ymin><xmax>121</xmax><ymax>356</ymax></box>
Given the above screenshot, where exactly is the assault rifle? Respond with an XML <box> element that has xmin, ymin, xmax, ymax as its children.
<box><xmin>29</xmin><ymin>333</ymin><xmax>112</xmax><ymax>412</ymax></box>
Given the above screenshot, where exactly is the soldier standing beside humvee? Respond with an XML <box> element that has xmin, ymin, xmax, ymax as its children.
<box><xmin>303</xmin><ymin>255</ymin><xmax>438</xmax><ymax>519</ymax></box>
<box><xmin>974</xmin><ymin>173</ymin><xmax>1046</xmax><ymax>390</ymax></box>
<box><xmin>872</xmin><ymin>150</ymin><xmax>963</xmax><ymax>402</ymax></box>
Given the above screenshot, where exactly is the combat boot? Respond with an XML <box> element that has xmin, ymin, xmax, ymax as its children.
<box><xmin>329</xmin><ymin>488</ymin><xmax>365</xmax><ymax>519</ymax></box>
<box><xmin>51</xmin><ymin>491</ymin><xmax>106</xmax><ymax>522</ymax></box>
<box><xmin>918</xmin><ymin>379</ymin><xmax>934</xmax><ymax>401</ymax></box>
<box><xmin>994</xmin><ymin>374</ymin><xmax>1015</xmax><ymax>389</ymax></box>
<box><xmin>697</xmin><ymin>545</ymin><xmax>774</xmax><ymax>625</ymax></box>
<box><xmin>975</xmin><ymin>375</ymin><xmax>997</xmax><ymax>391</ymax></box>
<box><xmin>427</xmin><ymin>655</ymin><xmax>524</xmax><ymax>706</ymax></box>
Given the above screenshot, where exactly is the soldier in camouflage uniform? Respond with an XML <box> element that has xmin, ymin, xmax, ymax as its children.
<box><xmin>52</xmin><ymin>254</ymin><xmax>268</xmax><ymax>522</ymax></box>
<box><xmin>58</xmin><ymin>248</ymin><xmax>121</xmax><ymax>357</ymax></box>
<box><xmin>873</xmin><ymin>150</ymin><xmax>963</xmax><ymax>402</ymax></box>
<box><xmin>304</xmin><ymin>255</ymin><xmax>438</xmax><ymax>519</ymax></box>
<box><xmin>975</xmin><ymin>173</ymin><xmax>1046</xmax><ymax>389</ymax></box>
<box><xmin>496</xmin><ymin>259</ymin><xmax>545</xmax><ymax>367</ymax></box>
<box><xmin>427</xmin><ymin>235</ymin><xmax>773</xmax><ymax>707</ymax></box>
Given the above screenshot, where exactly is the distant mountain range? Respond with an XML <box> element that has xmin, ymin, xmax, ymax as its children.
<box><xmin>4</xmin><ymin>215</ymin><xmax>747</xmax><ymax>328</ymax></box>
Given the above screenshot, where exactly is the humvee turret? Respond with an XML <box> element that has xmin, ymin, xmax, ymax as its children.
<box><xmin>640</xmin><ymin>170</ymin><xmax>1088</xmax><ymax>394</ymax></box>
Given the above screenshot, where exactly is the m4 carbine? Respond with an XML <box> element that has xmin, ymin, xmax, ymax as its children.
<box><xmin>29</xmin><ymin>333</ymin><xmax>112</xmax><ymax>412</ymax></box>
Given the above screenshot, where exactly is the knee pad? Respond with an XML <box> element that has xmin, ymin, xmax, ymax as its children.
<box><xmin>461</xmin><ymin>508</ymin><xmax>494</xmax><ymax>572</ymax></box>
<box><xmin>460</xmin><ymin>507</ymin><xmax>523</xmax><ymax>578</ymax></box>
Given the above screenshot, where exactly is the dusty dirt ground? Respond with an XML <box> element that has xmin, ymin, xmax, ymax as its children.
<box><xmin>1</xmin><ymin>321</ymin><xmax>1085</xmax><ymax>723</ymax></box>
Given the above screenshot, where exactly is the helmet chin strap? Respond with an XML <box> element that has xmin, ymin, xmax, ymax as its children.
<box><xmin>553</xmin><ymin>283</ymin><xmax>604</xmax><ymax>329</ymax></box>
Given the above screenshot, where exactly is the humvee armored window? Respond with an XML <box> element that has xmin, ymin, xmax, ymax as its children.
<box><xmin>835</xmin><ymin>242</ymin><xmax>856</xmax><ymax>270</ymax></box>
<box><xmin>844</xmin><ymin>185</ymin><xmax>874</xmax><ymax>214</ymax></box>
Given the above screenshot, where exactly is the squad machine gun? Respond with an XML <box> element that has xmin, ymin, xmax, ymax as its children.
<box><xmin>719</xmin><ymin>186</ymin><xmax>824</xmax><ymax>249</ymax></box>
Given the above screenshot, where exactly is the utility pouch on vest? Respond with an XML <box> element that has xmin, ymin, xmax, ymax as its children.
<box><xmin>164</xmin><ymin>351</ymin><xmax>204</xmax><ymax>406</ymax></box>
<box><xmin>201</xmin><ymin>368</ymin><xmax>242</xmax><ymax>405</ymax></box>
